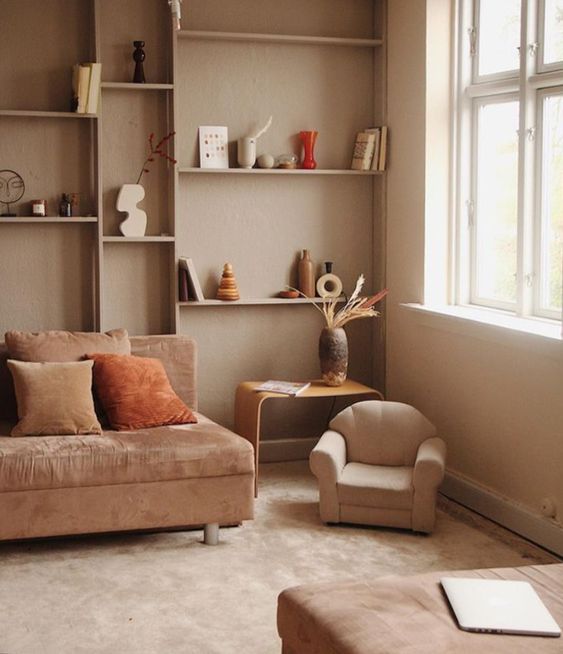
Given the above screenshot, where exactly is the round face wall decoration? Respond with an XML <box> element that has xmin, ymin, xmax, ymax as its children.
<box><xmin>0</xmin><ymin>170</ymin><xmax>25</xmax><ymax>216</ymax></box>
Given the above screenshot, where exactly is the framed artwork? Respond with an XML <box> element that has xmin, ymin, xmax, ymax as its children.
<box><xmin>199</xmin><ymin>126</ymin><xmax>229</xmax><ymax>168</ymax></box>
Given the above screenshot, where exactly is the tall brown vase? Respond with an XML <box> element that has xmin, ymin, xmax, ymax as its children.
<box><xmin>318</xmin><ymin>327</ymin><xmax>348</xmax><ymax>386</ymax></box>
<box><xmin>298</xmin><ymin>249</ymin><xmax>315</xmax><ymax>297</ymax></box>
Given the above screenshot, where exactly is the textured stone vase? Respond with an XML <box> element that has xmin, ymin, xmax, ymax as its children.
<box><xmin>117</xmin><ymin>184</ymin><xmax>147</xmax><ymax>237</ymax></box>
<box><xmin>318</xmin><ymin>327</ymin><xmax>348</xmax><ymax>386</ymax></box>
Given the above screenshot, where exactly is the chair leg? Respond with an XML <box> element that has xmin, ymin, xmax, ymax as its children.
<box><xmin>203</xmin><ymin>523</ymin><xmax>219</xmax><ymax>545</ymax></box>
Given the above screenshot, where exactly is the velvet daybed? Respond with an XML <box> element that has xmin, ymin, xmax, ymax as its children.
<box><xmin>278</xmin><ymin>563</ymin><xmax>563</xmax><ymax>653</ymax></box>
<box><xmin>0</xmin><ymin>333</ymin><xmax>254</xmax><ymax>544</ymax></box>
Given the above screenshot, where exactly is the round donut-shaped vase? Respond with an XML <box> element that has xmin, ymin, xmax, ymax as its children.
<box><xmin>316</xmin><ymin>273</ymin><xmax>343</xmax><ymax>298</ymax></box>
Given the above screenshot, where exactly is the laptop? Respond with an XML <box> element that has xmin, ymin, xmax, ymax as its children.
<box><xmin>441</xmin><ymin>577</ymin><xmax>561</xmax><ymax>637</ymax></box>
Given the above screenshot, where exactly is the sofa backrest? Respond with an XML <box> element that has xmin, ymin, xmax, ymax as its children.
<box><xmin>329</xmin><ymin>400</ymin><xmax>436</xmax><ymax>467</ymax></box>
<box><xmin>0</xmin><ymin>334</ymin><xmax>198</xmax><ymax>419</ymax></box>
<box><xmin>130</xmin><ymin>335</ymin><xmax>198</xmax><ymax>411</ymax></box>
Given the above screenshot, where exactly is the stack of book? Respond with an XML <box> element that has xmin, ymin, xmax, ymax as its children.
<box><xmin>178</xmin><ymin>257</ymin><xmax>205</xmax><ymax>302</ymax></box>
<box><xmin>350</xmin><ymin>126</ymin><xmax>388</xmax><ymax>171</ymax></box>
<box><xmin>72</xmin><ymin>63</ymin><xmax>102</xmax><ymax>114</ymax></box>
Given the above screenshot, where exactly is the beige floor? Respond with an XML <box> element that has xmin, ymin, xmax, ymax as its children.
<box><xmin>0</xmin><ymin>462</ymin><xmax>558</xmax><ymax>654</ymax></box>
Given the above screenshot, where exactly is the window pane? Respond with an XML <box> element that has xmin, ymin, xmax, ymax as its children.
<box><xmin>478</xmin><ymin>0</ymin><xmax>520</xmax><ymax>76</ymax></box>
<box><xmin>539</xmin><ymin>95</ymin><xmax>563</xmax><ymax>314</ymax></box>
<box><xmin>544</xmin><ymin>0</ymin><xmax>563</xmax><ymax>65</ymax></box>
<box><xmin>474</xmin><ymin>101</ymin><xmax>519</xmax><ymax>305</ymax></box>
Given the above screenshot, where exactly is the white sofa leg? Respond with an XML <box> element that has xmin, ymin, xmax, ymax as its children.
<box><xmin>203</xmin><ymin>523</ymin><xmax>219</xmax><ymax>545</ymax></box>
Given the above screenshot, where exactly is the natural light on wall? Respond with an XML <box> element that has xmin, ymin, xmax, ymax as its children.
<box><xmin>451</xmin><ymin>0</ymin><xmax>563</xmax><ymax>333</ymax></box>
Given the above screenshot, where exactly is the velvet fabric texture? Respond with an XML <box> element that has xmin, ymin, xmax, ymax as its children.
<box><xmin>88</xmin><ymin>353</ymin><xmax>197</xmax><ymax>431</ymax></box>
<box><xmin>5</xmin><ymin>328</ymin><xmax>130</xmax><ymax>362</ymax></box>
<box><xmin>7</xmin><ymin>360</ymin><xmax>101</xmax><ymax>437</ymax></box>
<box><xmin>278</xmin><ymin>564</ymin><xmax>563</xmax><ymax>654</ymax></box>
<box><xmin>0</xmin><ymin>414</ymin><xmax>253</xmax><ymax>493</ymax></box>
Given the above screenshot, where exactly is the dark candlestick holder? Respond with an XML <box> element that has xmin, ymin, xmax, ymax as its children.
<box><xmin>133</xmin><ymin>41</ymin><xmax>146</xmax><ymax>83</ymax></box>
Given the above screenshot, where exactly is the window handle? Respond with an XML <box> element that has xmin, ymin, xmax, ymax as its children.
<box><xmin>467</xmin><ymin>27</ymin><xmax>476</xmax><ymax>57</ymax></box>
<box><xmin>528</xmin><ymin>42</ymin><xmax>539</xmax><ymax>57</ymax></box>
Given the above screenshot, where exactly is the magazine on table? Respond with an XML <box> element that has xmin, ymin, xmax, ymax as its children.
<box><xmin>255</xmin><ymin>380</ymin><xmax>311</xmax><ymax>396</ymax></box>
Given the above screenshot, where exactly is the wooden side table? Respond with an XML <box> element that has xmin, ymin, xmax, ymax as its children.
<box><xmin>234</xmin><ymin>380</ymin><xmax>383</xmax><ymax>495</ymax></box>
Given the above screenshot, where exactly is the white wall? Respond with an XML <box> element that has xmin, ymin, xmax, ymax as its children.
<box><xmin>387</xmin><ymin>0</ymin><xmax>563</xmax><ymax>555</ymax></box>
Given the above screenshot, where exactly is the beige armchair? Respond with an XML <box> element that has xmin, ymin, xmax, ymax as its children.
<box><xmin>309</xmin><ymin>400</ymin><xmax>446</xmax><ymax>533</ymax></box>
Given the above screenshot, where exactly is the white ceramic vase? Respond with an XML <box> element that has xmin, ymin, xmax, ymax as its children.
<box><xmin>237</xmin><ymin>137</ymin><xmax>256</xmax><ymax>169</ymax></box>
<box><xmin>117</xmin><ymin>184</ymin><xmax>147</xmax><ymax>237</ymax></box>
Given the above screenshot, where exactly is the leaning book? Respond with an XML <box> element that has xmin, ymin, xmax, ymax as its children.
<box><xmin>255</xmin><ymin>381</ymin><xmax>311</xmax><ymax>396</ymax></box>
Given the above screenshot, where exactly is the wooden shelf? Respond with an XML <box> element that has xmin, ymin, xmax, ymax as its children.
<box><xmin>179</xmin><ymin>296</ymin><xmax>346</xmax><ymax>307</ymax></box>
<box><xmin>0</xmin><ymin>216</ymin><xmax>98</xmax><ymax>223</ymax></box>
<box><xmin>179</xmin><ymin>167</ymin><xmax>382</xmax><ymax>176</ymax></box>
<box><xmin>102</xmin><ymin>236</ymin><xmax>175</xmax><ymax>243</ymax></box>
<box><xmin>178</xmin><ymin>30</ymin><xmax>382</xmax><ymax>48</ymax></box>
<box><xmin>101</xmin><ymin>82</ymin><xmax>174</xmax><ymax>91</ymax></box>
<box><xmin>0</xmin><ymin>110</ymin><xmax>97</xmax><ymax>119</ymax></box>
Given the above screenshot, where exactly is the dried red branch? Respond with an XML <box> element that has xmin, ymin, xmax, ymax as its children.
<box><xmin>136</xmin><ymin>131</ymin><xmax>176</xmax><ymax>185</ymax></box>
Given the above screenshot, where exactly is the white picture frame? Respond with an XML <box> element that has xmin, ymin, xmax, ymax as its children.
<box><xmin>199</xmin><ymin>126</ymin><xmax>229</xmax><ymax>169</ymax></box>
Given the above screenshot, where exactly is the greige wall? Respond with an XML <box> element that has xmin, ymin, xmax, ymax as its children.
<box><xmin>0</xmin><ymin>0</ymin><xmax>384</xmax><ymax>441</ymax></box>
<box><xmin>387</xmin><ymin>0</ymin><xmax>563</xmax><ymax>552</ymax></box>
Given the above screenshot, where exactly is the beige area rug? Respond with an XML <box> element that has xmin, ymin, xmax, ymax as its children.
<box><xmin>0</xmin><ymin>462</ymin><xmax>558</xmax><ymax>654</ymax></box>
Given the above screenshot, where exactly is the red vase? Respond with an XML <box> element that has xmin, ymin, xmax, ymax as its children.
<box><xmin>299</xmin><ymin>130</ymin><xmax>318</xmax><ymax>169</ymax></box>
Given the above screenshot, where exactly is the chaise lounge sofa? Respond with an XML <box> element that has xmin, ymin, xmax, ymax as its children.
<box><xmin>0</xmin><ymin>333</ymin><xmax>254</xmax><ymax>544</ymax></box>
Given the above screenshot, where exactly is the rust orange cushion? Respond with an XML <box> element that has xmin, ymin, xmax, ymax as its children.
<box><xmin>87</xmin><ymin>353</ymin><xmax>197</xmax><ymax>431</ymax></box>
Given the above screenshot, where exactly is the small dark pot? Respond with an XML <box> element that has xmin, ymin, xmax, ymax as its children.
<box><xmin>318</xmin><ymin>327</ymin><xmax>348</xmax><ymax>386</ymax></box>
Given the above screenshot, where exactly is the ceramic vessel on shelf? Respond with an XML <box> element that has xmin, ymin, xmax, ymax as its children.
<box><xmin>117</xmin><ymin>184</ymin><xmax>147</xmax><ymax>237</ymax></box>
<box><xmin>319</xmin><ymin>327</ymin><xmax>348</xmax><ymax>387</ymax></box>
<box><xmin>299</xmin><ymin>130</ymin><xmax>318</xmax><ymax>169</ymax></box>
<box><xmin>316</xmin><ymin>261</ymin><xmax>343</xmax><ymax>298</ymax></box>
<box><xmin>298</xmin><ymin>249</ymin><xmax>315</xmax><ymax>297</ymax></box>
<box><xmin>237</xmin><ymin>137</ymin><xmax>257</xmax><ymax>169</ymax></box>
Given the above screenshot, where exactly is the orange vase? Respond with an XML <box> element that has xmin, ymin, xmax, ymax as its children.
<box><xmin>299</xmin><ymin>130</ymin><xmax>318</xmax><ymax>169</ymax></box>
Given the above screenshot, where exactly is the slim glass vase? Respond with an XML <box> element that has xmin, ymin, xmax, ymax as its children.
<box><xmin>299</xmin><ymin>130</ymin><xmax>318</xmax><ymax>169</ymax></box>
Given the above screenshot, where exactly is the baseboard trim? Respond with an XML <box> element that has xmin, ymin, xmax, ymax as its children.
<box><xmin>259</xmin><ymin>437</ymin><xmax>318</xmax><ymax>463</ymax></box>
<box><xmin>442</xmin><ymin>471</ymin><xmax>563</xmax><ymax>558</ymax></box>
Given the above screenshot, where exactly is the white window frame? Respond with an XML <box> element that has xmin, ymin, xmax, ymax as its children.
<box><xmin>535</xmin><ymin>86</ymin><xmax>563</xmax><ymax>319</ymax></box>
<box><xmin>454</xmin><ymin>0</ymin><xmax>563</xmax><ymax>326</ymax></box>
<box><xmin>537</xmin><ymin>0</ymin><xmax>563</xmax><ymax>73</ymax></box>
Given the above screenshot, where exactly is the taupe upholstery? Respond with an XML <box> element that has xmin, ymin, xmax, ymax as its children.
<box><xmin>309</xmin><ymin>401</ymin><xmax>446</xmax><ymax>533</ymax></box>
<box><xmin>0</xmin><ymin>334</ymin><xmax>254</xmax><ymax>541</ymax></box>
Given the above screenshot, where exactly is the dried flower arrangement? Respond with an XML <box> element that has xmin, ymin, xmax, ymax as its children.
<box><xmin>136</xmin><ymin>131</ymin><xmax>177</xmax><ymax>184</ymax></box>
<box><xmin>291</xmin><ymin>274</ymin><xmax>388</xmax><ymax>329</ymax></box>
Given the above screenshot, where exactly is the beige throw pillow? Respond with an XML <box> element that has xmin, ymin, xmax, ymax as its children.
<box><xmin>8</xmin><ymin>360</ymin><xmax>102</xmax><ymax>437</ymax></box>
<box><xmin>5</xmin><ymin>328</ymin><xmax>130</xmax><ymax>362</ymax></box>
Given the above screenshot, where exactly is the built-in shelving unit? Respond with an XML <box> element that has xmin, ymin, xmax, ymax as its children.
<box><xmin>178</xmin><ymin>168</ymin><xmax>381</xmax><ymax>176</ymax></box>
<box><xmin>103</xmin><ymin>236</ymin><xmax>175</xmax><ymax>243</ymax></box>
<box><xmin>101</xmin><ymin>82</ymin><xmax>174</xmax><ymax>91</ymax></box>
<box><xmin>179</xmin><ymin>296</ymin><xmax>346</xmax><ymax>307</ymax></box>
<box><xmin>1</xmin><ymin>0</ymin><xmax>387</xmax><ymax>406</ymax></box>
<box><xmin>0</xmin><ymin>110</ymin><xmax>97</xmax><ymax>119</ymax></box>
<box><xmin>178</xmin><ymin>30</ymin><xmax>382</xmax><ymax>48</ymax></box>
<box><xmin>0</xmin><ymin>217</ymin><xmax>98</xmax><ymax>224</ymax></box>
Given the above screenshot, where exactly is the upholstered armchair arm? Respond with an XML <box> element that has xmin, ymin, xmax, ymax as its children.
<box><xmin>412</xmin><ymin>437</ymin><xmax>446</xmax><ymax>533</ymax></box>
<box><xmin>309</xmin><ymin>430</ymin><xmax>347</xmax><ymax>523</ymax></box>
<box><xmin>413</xmin><ymin>437</ymin><xmax>446</xmax><ymax>489</ymax></box>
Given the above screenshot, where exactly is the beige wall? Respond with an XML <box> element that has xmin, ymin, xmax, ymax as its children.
<box><xmin>387</xmin><ymin>0</ymin><xmax>563</xmax><ymax>553</ymax></box>
<box><xmin>0</xmin><ymin>0</ymin><xmax>384</xmax><ymax>441</ymax></box>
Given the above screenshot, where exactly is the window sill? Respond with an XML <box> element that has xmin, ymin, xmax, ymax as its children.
<box><xmin>400</xmin><ymin>303</ymin><xmax>562</xmax><ymax>360</ymax></box>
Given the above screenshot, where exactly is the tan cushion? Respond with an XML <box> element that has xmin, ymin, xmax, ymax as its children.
<box><xmin>7</xmin><ymin>360</ymin><xmax>102</xmax><ymax>437</ymax></box>
<box><xmin>337</xmin><ymin>462</ymin><xmax>413</xmax><ymax>510</ymax></box>
<box><xmin>0</xmin><ymin>414</ymin><xmax>254</xmax><ymax>492</ymax></box>
<box><xmin>329</xmin><ymin>401</ymin><xmax>437</xmax><ymax>466</ymax></box>
<box><xmin>5</xmin><ymin>328</ymin><xmax>130</xmax><ymax>362</ymax></box>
